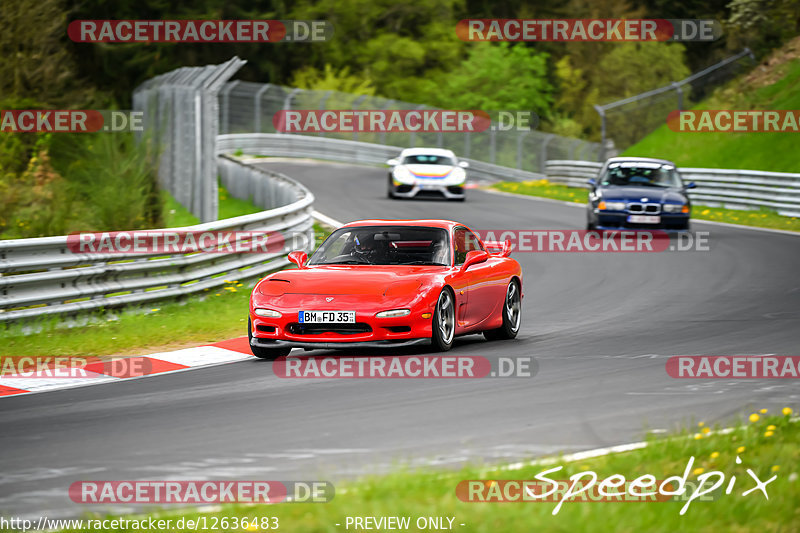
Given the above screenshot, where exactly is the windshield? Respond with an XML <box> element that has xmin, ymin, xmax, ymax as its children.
<box><xmin>401</xmin><ymin>154</ymin><xmax>455</xmax><ymax>166</ymax></box>
<box><xmin>308</xmin><ymin>226</ymin><xmax>450</xmax><ymax>266</ymax></box>
<box><xmin>600</xmin><ymin>163</ymin><xmax>682</xmax><ymax>188</ymax></box>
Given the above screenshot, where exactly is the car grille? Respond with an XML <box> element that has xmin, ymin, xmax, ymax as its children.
<box><xmin>287</xmin><ymin>323</ymin><xmax>373</xmax><ymax>335</ymax></box>
<box><xmin>626</xmin><ymin>202</ymin><xmax>661</xmax><ymax>214</ymax></box>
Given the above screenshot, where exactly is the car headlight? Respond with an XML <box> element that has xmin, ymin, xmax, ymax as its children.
<box><xmin>254</xmin><ymin>308</ymin><xmax>282</xmax><ymax>318</ymax></box>
<box><xmin>393</xmin><ymin>167</ymin><xmax>413</xmax><ymax>183</ymax></box>
<box><xmin>451</xmin><ymin>168</ymin><xmax>466</xmax><ymax>183</ymax></box>
<box><xmin>375</xmin><ymin>308</ymin><xmax>411</xmax><ymax>318</ymax></box>
<box><xmin>599</xmin><ymin>201</ymin><xmax>626</xmax><ymax>211</ymax></box>
<box><xmin>663</xmin><ymin>203</ymin><xmax>689</xmax><ymax>213</ymax></box>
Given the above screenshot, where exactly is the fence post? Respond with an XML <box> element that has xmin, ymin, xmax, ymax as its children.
<box><xmin>254</xmin><ymin>83</ymin><xmax>272</xmax><ymax>133</ymax></box>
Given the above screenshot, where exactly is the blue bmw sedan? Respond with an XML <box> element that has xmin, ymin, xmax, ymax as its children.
<box><xmin>586</xmin><ymin>157</ymin><xmax>696</xmax><ymax>231</ymax></box>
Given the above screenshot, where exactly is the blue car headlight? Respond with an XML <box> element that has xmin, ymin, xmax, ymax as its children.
<box><xmin>663</xmin><ymin>203</ymin><xmax>689</xmax><ymax>213</ymax></box>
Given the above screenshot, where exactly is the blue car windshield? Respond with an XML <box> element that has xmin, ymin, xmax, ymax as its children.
<box><xmin>402</xmin><ymin>155</ymin><xmax>455</xmax><ymax>166</ymax></box>
<box><xmin>601</xmin><ymin>164</ymin><xmax>681</xmax><ymax>188</ymax></box>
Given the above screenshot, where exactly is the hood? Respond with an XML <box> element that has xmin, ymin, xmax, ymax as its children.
<box><xmin>257</xmin><ymin>266</ymin><xmax>441</xmax><ymax>297</ymax></box>
<box><xmin>403</xmin><ymin>164</ymin><xmax>455</xmax><ymax>179</ymax></box>
<box><xmin>598</xmin><ymin>186</ymin><xmax>686</xmax><ymax>203</ymax></box>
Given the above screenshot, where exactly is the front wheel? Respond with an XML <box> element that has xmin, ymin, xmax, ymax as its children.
<box><xmin>248</xmin><ymin>318</ymin><xmax>291</xmax><ymax>359</ymax></box>
<box><xmin>387</xmin><ymin>176</ymin><xmax>396</xmax><ymax>199</ymax></box>
<box><xmin>431</xmin><ymin>289</ymin><xmax>455</xmax><ymax>351</ymax></box>
<box><xmin>484</xmin><ymin>280</ymin><xmax>521</xmax><ymax>341</ymax></box>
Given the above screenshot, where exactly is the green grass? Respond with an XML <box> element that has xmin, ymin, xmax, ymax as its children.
<box><xmin>0</xmin><ymin>222</ymin><xmax>332</xmax><ymax>358</ymax></box>
<box><xmin>162</xmin><ymin>184</ymin><xmax>263</xmax><ymax>227</ymax></box>
<box><xmin>490</xmin><ymin>180</ymin><xmax>800</xmax><ymax>232</ymax></box>
<box><xmin>33</xmin><ymin>410</ymin><xmax>799</xmax><ymax>533</ymax></box>
<box><xmin>622</xmin><ymin>59</ymin><xmax>800</xmax><ymax>172</ymax></box>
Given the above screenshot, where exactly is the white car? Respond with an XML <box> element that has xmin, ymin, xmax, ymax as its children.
<box><xmin>386</xmin><ymin>148</ymin><xmax>469</xmax><ymax>201</ymax></box>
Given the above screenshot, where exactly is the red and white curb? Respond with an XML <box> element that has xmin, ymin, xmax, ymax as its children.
<box><xmin>0</xmin><ymin>337</ymin><xmax>254</xmax><ymax>398</ymax></box>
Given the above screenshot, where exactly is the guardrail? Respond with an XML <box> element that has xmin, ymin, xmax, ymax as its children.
<box><xmin>217</xmin><ymin>133</ymin><xmax>546</xmax><ymax>182</ymax></box>
<box><xmin>546</xmin><ymin>160</ymin><xmax>800</xmax><ymax>216</ymax></box>
<box><xmin>0</xmin><ymin>156</ymin><xmax>315</xmax><ymax>324</ymax></box>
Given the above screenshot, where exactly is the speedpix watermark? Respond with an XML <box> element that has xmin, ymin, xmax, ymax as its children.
<box><xmin>458</xmin><ymin>455</ymin><xmax>775</xmax><ymax>515</ymax></box>
<box><xmin>1</xmin><ymin>110</ymin><xmax>143</xmax><ymax>132</ymax></box>
<box><xmin>457</xmin><ymin>19</ymin><xmax>721</xmax><ymax>42</ymax></box>
<box><xmin>274</xmin><ymin>355</ymin><xmax>537</xmax><ymax>379</ymax></box>
<box><xmin>69</xmin><ymin>20</ymin><xmax>333</xmax><ymax>43</ymax></box>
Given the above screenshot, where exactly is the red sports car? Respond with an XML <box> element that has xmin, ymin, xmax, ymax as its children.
<box><xmin>248</xmin><ymin>219</ymin><xmax>522</xmax><ymax>358</ymax></box>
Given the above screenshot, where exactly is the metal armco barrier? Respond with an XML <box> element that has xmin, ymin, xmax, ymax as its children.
<box><xmin>546</xmin><ymin>160</ymin><xmax>800</xmax><ymax>216</ymax></box>
<box><xmin>216</xmin><ymin>133</ymin><xmax>546</xmax><ymax>182</ymax></box>
<box><xmin>0</xmin><ymin>156</ymin><xmax>315</xmax><ymax>323</ymax></box>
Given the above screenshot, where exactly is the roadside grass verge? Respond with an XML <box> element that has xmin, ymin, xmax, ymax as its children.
<box><xmin>622</xmin><ymin>56</ymin><xmax>800</xmax><ymax>172</ymax></box>
<box><xmin>490</xmin><ymin>180</ymin><xmax>800</xmax><ymax>232</ymax></box>
<box><xmin>162</xmin><ymin>184</ymin><xmax>262</xmax><ymax>228</ymax></box>
<box><xmin>38</xmin><ymin>410</ymin><xmax>798</xmax><ymax>533</ymax></box>
<box><xmin>0</xmin><ymin>223</ymin><xmax>331</xmax><ymax>358</ymax></box>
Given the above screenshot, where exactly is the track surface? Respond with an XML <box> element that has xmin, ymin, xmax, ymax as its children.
<box><xmin>2</xmin><ymin>160</ymin><xmax>799</xmax><ymax>518</ymax></box>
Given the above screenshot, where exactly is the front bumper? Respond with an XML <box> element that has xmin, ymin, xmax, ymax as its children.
<box><xmin>594</xmin><ymin>211</ymin><xmax>690</xmax><ymax>230</ymax></box>
<box><xmin>251</xmin><ymin>337</ymin><xmax>430</xmax><ymax>350</ymax></box>
<box><xmin>250</xmin><ymin>296</ymin><xmax>436</xmax><ymax>348</ymax></box>
<box><xmin>392</xmin><ymin>182</ymin><xmax>465</xmax><ymax>199</ymax></box>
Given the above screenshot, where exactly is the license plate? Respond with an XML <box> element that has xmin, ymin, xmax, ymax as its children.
<box><xmin>419</xmin><ymin>184</ymin><xmax>439</xmax><ymax>190</ymax></box>
<box><xmin>627</xmin><ymin>215</ymin><xmax>661</xmax><ymax>224</ymax></box>
<box><xmin>298</xmin><ymin>310</ymin><xmax>356</xmax><ymax>323</ymax></box>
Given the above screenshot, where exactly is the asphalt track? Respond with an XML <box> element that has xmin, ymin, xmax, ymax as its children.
<box><xmin>2</xmin><ymin>160</ymin><xmax>799</xmax><ymax>519</ymax></box>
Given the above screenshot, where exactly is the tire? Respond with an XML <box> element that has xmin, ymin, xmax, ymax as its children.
<box><xmin>431</xmin><ymin>288</ymin><xmax>456</xmax><ymax>351</ymax></box>
<box><xmin>387</xmin><ymin>176</ymin><xmax>396</xmax><ymax>199</ymax></box>
<box><xmin>586</xmin><ymin>218</ymin><xmax>596</xmax><ymax>231</ymax></box>
<box><xmin>483</xmin><ymin>279</ymin><xmax>522</xmax><ymax>341</ymax></box>
<box><xmin>248</xmin><ymin>318</ymin><xmax>291</xmax><ymax>359</ymax></box>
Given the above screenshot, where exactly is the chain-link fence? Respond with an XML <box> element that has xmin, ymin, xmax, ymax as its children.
<box><xmin>219</xmin><ymin>81</ymin><xmax>601</xmax><ymax>173</ymax></box>
<box><xmin>133</xmin><ymin>57</ymin><xmax>246</xmax><ymax>222</ymax></box>
<box><xmin>594</xmin><ymin>48</ymin><xmax>756</xmax><ymax>154</ymax></box>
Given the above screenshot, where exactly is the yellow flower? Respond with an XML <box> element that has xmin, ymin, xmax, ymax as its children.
<box><xmin>698</xmin><ymin>421</ymin><xmax>705</xmax><ymax>427</ymax></box>
<box><xmin>783</xmin><ymin>407</ymin><xmax>793</xmax><ymax>416</ymax></box>
<box><xmin>767</xmin><ymin>425</ymin><xmax>776</xmax><ymax>431</ymax></box>
<box><xmin>749</xmin><ymin>413</ymin><xmax>760</xmax><ymax>423</ymax></box>
<box><xmin>702</xmin><ymin>427</ymin><xmax>711</xmax><ymax>434</ymax></box>
<box><xmin>760</xmin><ymin>408</ymin><xmax>768</xmax><ymax>414</ymax></box>
<box><xmin>710</xmin><ymin>452</ymin><xmax>720</xmax><ymax>459</ymax></box>
<box><xmin>245</xmin><ymin>524</ymin><xmax>258</xmax><ymax>531</ymax></box>
<box><xmin>150</xmin><ymin>308</ymin><xmax>160</xmax><ymax>312</ymax></box>
<box><xmin>693</xmin><ymin>433</ymin><xmax>703</xmax><ymax>440</ymax></box>
<box><xmin>771</xmin><ymin>465</ymin><xmax>780</xmax><ymax>473</ymax></box>
<box><xmin>693</xmin><ymin>468</ymin><xmax>704</xmax><ymax>476</ymax></box>
<box><xmin>737</xmin><ymin>446</ymin><xmax>746</xmax><ymax>453</ymax></box>
<box><xmin>764</xmin><ymin>431</ymin><xmax>774</xmax><ymax>437</ymax></box>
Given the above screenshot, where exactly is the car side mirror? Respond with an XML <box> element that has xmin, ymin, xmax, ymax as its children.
<box><xmin>587</xmin><ymin>178</ymin><xmax>597</xmax><ymax>187</ymax></box>
<box><xmin>461</xmin><ymin>250</ymin><xmax>489</xmax><ymax>272</ymax></box>
<box><xmin>685</xmin><ymin>181</ymin><xmax>697</xmax><ymax>189</ymax></box>
<box><xmin>386</xmin><ymin>158</ymin><xmax>399</xmax><ymax>166</ymax></box>
<box><xmin>458</xmin><ymin>161</ymin><xmax>469</xmax><ymax>168</ymax></box>
<box><xmin>288</xmin><ymin>251</ymin><xmax>308</xmax><ymax>269</ymax></box>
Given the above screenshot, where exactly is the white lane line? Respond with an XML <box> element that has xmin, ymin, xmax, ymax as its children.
<box><xmin>690</xmin><ymin>218</ymin><xmax>800</xmax><ymax>236</ymax></box>
<box><xmin>312</xmin><ymin>210</ymin><xmax>345</xmax><ymax>229</ymax></box>
<box><xmin>482</xmin><ymin>187</ymin><xmax>800</xmax><ymax>236</ymax></box>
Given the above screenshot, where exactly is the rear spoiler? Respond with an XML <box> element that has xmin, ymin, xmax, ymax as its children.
<box><xmin>484</xmin><ymin>240</ymin><xmax>512</xmax><ymax>257</ymax></box>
